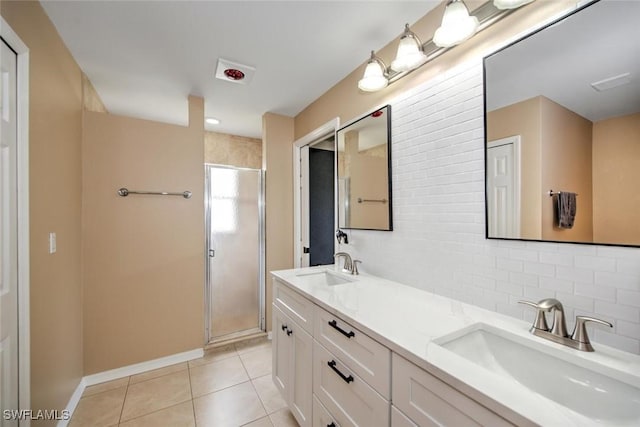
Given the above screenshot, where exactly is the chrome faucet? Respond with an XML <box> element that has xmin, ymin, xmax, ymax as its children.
<box><xmin>519</xmin><ymin>298</ymin><xmax>612</xmax><ymax>352</ymax></box>
<box><xmin>333</xmin><ymin>252</ymin><xmax>361</xmax><ymax>275</ymax></box>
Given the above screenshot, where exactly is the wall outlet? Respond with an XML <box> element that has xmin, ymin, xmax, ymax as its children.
<box><xmin>49</xmin><ymin>232</ymin><xmax>56</xmax><ymax>254</ymax></box>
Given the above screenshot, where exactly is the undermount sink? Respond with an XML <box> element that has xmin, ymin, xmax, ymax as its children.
<box><xmin>295</xmin><ymin>269</ymin><xmax>355</xmax><ymax>286</ymax></box>
<box><xmin>434</xmin><ymin>323</ymin><xmax>640</xmax><ymax>425</ymax></box>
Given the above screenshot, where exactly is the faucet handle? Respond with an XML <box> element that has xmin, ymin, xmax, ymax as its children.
<box><xmin>518</xmin><ymin>300</ymin><xmax>549</xmax><ymax>331</ymax></box>
<box><xmin>352</xmin><ymin>260</ymin><xmax>361</xmax><ymax>275</ymax></box>
<box><xmin>570</xmin><ymin>316</ymin><xmax>613</xmax><ymax>352</ymax></box>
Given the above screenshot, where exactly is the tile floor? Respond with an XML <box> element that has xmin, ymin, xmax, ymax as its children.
<box><xmin>70</xmin><ymin>337</ymin><xmax>299</xmax><ymax>427</ymax></box>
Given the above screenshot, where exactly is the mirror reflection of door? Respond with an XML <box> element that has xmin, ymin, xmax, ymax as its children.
<box><xmin>300</xmin><ymin>136</ymin><xmax>335</xmax><ymax>267</ymax></box>
<box><xmin>487</xmin><ymin>136</ymin><xmax>521</xmax><ymax>238</ymax></box>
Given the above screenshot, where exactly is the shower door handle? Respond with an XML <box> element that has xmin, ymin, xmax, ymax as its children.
<box><xmin>209</xmin><ymin>249</ymin><xmax>215</xmax><ymax>258</ymax></box>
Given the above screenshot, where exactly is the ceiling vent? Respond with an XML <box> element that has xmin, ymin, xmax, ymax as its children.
<box><xmin>215</xmin><ymin>58</ymin><xmax>256</xmax><ymax>85</ymax></box>
<box><xmin>590</xmin><ymin>72</ymin><xmax>631</xmax><ymax>92</ymax></box>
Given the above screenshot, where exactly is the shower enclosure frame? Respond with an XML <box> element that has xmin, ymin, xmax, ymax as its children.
<box><xmin>204</xmin><ymin>163</ymin><xmax>266</xmax><ymax>345</ymax></box>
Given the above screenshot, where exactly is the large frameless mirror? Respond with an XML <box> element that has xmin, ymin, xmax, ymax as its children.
<box><xmin>337</xmin><ymin>105</ymin><xmax>392</xmax><ymax>231</ymax></box>
<box><xmin>484</xmin><ymin>0</ymin><xmax>640</xmax><ymax>246</ymax></box>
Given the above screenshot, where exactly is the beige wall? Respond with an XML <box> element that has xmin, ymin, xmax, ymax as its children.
<box><xmin>1</xmin><ymin>1</ymin><xmax>84</xmax><ymax>422</ymax></box>
<box><xmin>593</xmin><ymin>112</ymin><xmax>640</xmax><ymax>245</ymax></box>
<box><xmin>81</xmin><ymin>97</ymin><xmax>205</xmax><ymax>374</ymax></box>
<box><xmin>262</xmin><ymin>113</ymin><xmax>294</xmax><ymax>331</ymax></box>
<box><xmin>294</xmin><ymin>1</ymin><xmax>575</xmax><ymax>140</ymax></box>
<box><xmin>82</xmin><ymin>73</ymin><xmax>108</xmax><ymax>113</ymax></box>
<box><xmin>487</xmin><ymin>97</ymin><xmax>542</xmax><ymax>239</ymax></box>
<box><xmin>204</xmin><ymin>131</ymin><xmax>261</xmax><ymax>169</ymax></box>
<box><xmin>540</xmin><ymin>97</ymin><xmax>593</xmax><ymax>242</ymax></box>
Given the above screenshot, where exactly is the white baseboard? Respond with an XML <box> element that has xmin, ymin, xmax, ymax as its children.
<box><xmin>57</xmin><ymin>379</ymin><xmax>85</xmax><ymax>427</ymax></box>
<box><xmin>83</xmin><ymin>348</ymin><xmax>204</xmax><ymax>386</ymax></box>
<box><xmin>58</xmin><ymin>347</ymin><xmax>204</xmax><ymax>426</ymax></box>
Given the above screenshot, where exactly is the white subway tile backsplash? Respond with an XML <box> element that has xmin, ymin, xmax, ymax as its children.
<box><xmin>617</xmin><ymin>290</ymin><xmax>640</xmax><ymax>308</ymax></box>
<box><xmin>574</xmin><ymin>255</ymin><xmax>616</xmax><ymax>272</ymax></box>
<box><xmin>538</xmin><ymin>251</ymin><xmax>573</xmax><ymax>266</ymax></box>
<box><xmin>539</xmin><ymin>277</ymin><xmax>573</xmax><ymax>294</ymax></box>
<box><xmin>595</xmin><ymin>301</ymin><xmax>640</xmax><ymax>323</ymax></box>
<box><xmin>555</xmin><ymin>266</ymin><xmax>594</xmax><ymax>284</ymax></box>
<box><xmin>346</xmin><ymin>61</ymin><xmax>640</xmax><ymax>354</ymax></box>
<box><xmin>595</xmin><ymin>272</ymin><xmax>640</xmax><ymax>291</ymax></box>
<box><xmin>574</xmin><ymin>282</ymin><xmax>617</xmax><ymax>302</ymax></box>
<box><xmin>617</xmin><ymin>321</ymin><xmax>640</xmax><ymax>341</ymax></box>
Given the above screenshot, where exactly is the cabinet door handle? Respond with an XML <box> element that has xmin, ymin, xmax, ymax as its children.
<box><xmin>327</xmin><ymin>360</ymin><xmax>354</xmax><ymax>384</ymax></box>
<box><xmin>286</xmin><ymin>328</ymin><xmax>293</xmax><ymax>336</ymax></box>
<box><xmin>281</xmin><ymin>324</ymin><xmax>288</xmax><ymax>331</ymax></box>
<box><xmin>328</xmin><ymin>320</ymin><xmax>355</xmax><ymax>339</ymax></box>
<box><xmin>327</xmin><ymin>423</ymin><xmax>337</xmax><ymax>427</ymax></box>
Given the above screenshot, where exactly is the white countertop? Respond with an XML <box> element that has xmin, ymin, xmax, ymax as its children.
<box><xmin>271</xmin><ymin>265</ymin><xmax>640</xmax><ymax>427</ymax></box>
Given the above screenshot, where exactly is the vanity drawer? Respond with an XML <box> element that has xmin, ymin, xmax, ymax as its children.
<box><xmin>313</xmin><ymin>341</ymin><xmax>389</xmax><ymax>427</ymax></box>
<box><xmin>313</xmin><ymin>395</ymin><xmax>340</xmax><ymax>427</ymax></box>
<box><xmin>391</xmin><ymin>406</ymin><xmax>417</xmax><ymax>427</ymax></box>
<box><xmin>314</xmin><ymin>306</ymin><xmax>391</xmax><ymax>399</ymax></box>
<box><xmin>392</xmin><ymin>354</ymin><xmax>513</xmax><ymax>427</ymax></box>
<box><xmin>273</xmin><ymin>278</ymin><xmax>314</xmax><ymax>334</ymax></box>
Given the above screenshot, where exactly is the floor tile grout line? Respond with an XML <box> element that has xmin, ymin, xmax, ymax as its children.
<box><xmin>116</xmin><ymin>375</ymin><xmax>131</xmax><ymax>424</ymax></box>
<box><xmin>248</xmin><ymin>374</ymin><xmax>270</xmax><ymax>418</ymax></box>
<box><xmin>188</xmin><ymin>359</ymin><xmax>198</xmax><ymax>427</ymax></box>
<box><xmin>191</xmin><ymin>378</ymin><xmax>253</xmax><ymax>400</ymax></box>
<box><xmin>116</xmin><ymin>400</ymin><xmax>193</xmax><ymax>426</ymax></box>
<box><xmin>128</xmin><ymin>362</ymin><xmax>189</xmax><ymax>386</ymax></box>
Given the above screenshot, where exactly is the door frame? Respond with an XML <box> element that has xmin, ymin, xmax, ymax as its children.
<box><xmin>292</xmin><ymin>118</ymin><xmax>339</xmax><ymax>268</ymax></box>
<box><xmin>1</xmin><ymin>17</ymin><xmax>31</xmax><ymax>421</ymax></box>
<box><xmin>203</xmin><ymin>163</ymin><xmax>265</xmax><ymax>345</ymax></box>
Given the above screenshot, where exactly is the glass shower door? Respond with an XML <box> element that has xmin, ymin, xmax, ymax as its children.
<box><xmin>206</xmin><ymin>165</ymin><xmax>264</xmax><ymax>343</ymax></box>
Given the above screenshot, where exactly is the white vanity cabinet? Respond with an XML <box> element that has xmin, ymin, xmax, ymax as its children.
<box><xmin>272</xmin><ymin>303</ymin><xmax>313</xmax><ymax>427</ymax></box>
<box><xmin>272</xmin><ymin>276</ymin><xmax>516</xmax><ymax>427</ymax></box>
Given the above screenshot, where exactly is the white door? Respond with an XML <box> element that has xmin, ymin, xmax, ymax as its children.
<box><xmin>487</xmin><ymin>136</ymin><xmax>521</xmax><ymax>238</ymax></box>
<box><xmin>0</xmin><ymin>38</ymin><xmax>19</xmax><ymax>425</ymax></box>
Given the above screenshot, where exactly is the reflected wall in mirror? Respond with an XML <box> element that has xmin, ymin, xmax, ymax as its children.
<box><xmin>485</xmin><ymin>0</ymin><xmax>640</xmax><ymax>246</ymax></box>
<box><xmin>337</xmin><ymin>105</ymin><xmax>392</xmax><ymax>230</ymax></box>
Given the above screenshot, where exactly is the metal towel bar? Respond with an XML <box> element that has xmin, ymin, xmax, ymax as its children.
<box><xmin>357</xmin><ymin>197</ymin><xmax>387</xmax><ymax>204</ymax></box>
<box><xmin>548</xmin><ymin>190</ymin><xmax>578</xmax><ymax>197</ymax></box>
<box><xmin>117</xmin><ymin>187</ymin><xmax>192</xmax><ymax>199</ymax></box>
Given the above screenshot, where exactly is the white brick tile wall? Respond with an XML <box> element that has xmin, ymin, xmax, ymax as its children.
<box><xmin>340</xmin><ymin>61</ymin><xmax>640</xmax><ymax>354</ymax></box>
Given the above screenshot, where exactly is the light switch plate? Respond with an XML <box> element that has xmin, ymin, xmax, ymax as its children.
<box><xmin>49</xmin><ymin>232</ymin><xmax>56</xmax><ymax>254</ymax></box>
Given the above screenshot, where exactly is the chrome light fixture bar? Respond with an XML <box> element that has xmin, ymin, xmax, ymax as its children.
<box><xmin>358</xmin><ymin>0</ymin><xmax>533</xmax><ymax>92</ymax></box>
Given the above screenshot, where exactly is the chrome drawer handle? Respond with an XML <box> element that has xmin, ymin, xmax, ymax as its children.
<box><xmin>327</xmin><ymin>360</ymin><xmax>354</xmax><ymax>384</ymax></box>
<box><xmin>328</xmin><ymin>320</ymin><xmax>355</xmax><ymax>339</ymax></box>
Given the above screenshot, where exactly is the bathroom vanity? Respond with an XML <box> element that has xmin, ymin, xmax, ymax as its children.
<box><xmin>271</xmin><ymin>266</ymin><xmax>640</xmax><ymax>427</ymax></box>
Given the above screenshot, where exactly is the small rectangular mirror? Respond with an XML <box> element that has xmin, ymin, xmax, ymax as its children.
<box><xmin>337</xmin><ymin>105</ymin><xmax>392</xmax><ymax>231</ymax></box>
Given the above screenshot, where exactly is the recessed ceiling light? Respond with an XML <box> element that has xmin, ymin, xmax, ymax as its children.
<box><xmin>205</xmin><ymin>117</ymin><xmax>220</xmax><ymax>125</ymax></box>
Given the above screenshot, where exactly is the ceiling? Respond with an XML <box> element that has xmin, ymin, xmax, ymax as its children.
<box><xmin>486</xmin><ymin>0</ymin><xmax>640</xmax><ymax>122</ymax></box>
<box><xmin>41</xmin><ymin>0</ymin><xmax>440</xmax><ymax>139</ymax></box>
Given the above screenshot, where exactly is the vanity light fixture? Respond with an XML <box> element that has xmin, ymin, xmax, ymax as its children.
<box><xmin>493</xmin><ymin>0</ymin><xmax>534</xmax><ymax>10</ymax></box>
<box><xmin>356</xmin><ymin>0</ymin><xmax>535</xmax><ymax>93</ymax></box>
<box><xmin>358</xmin><ymin>51</ymin><xmax>389</xmax><ymax>92</ymax></box>
<box><xmin>433</xmin><ymin>0</ymin><xmax>479</xmax><ymax>48</ymax></box>
<box><xmin>391</xmin><ymin>24</ymin><xmax>427</xmax><ymax>72</ymax></box>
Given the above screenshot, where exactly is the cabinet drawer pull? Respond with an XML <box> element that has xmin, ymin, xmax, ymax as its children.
<box><xmin>286</xmin><ymin>328</ymin><xmax>293</xmax><ymax>336</ymax></box>
<box><xmin>328</xmin><ymin>360</ymin><xmax>354</xmax><ymax>384</ymax></box>
<box><xmin>281</xmin><ymin>324</ymin><xmax>288</xmax><ymax>331</ymax></box>
<box><xmin>327</xmin><ymin>423</ymin><xmax>337</xmax><ymax>427</ymax></box>
<box><xmin>328</xmin><ymin>319</ymin><xmax>355</xmax><ymax>338</ymax></box>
